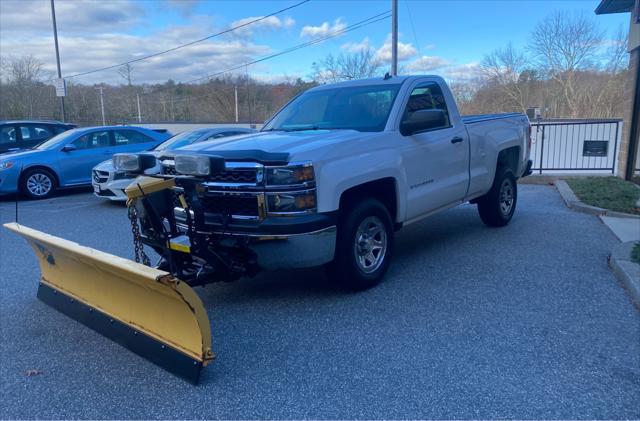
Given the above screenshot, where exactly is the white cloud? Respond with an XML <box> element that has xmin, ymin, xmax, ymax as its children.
<box><xmin>405</xmin><ymin>56</ymin><xmax>450</xmax><ymax>72</ymax></box>
<box><xmin>300</xmin><ymin>18</ymin><xmax>346</xmax><ymax>38</ymax></box>
<box><xmin>440</xmin><ymin>62</ymin><xmax>483</xmax><ymax>82</ymax></box>
<box><xmin>424</xmin><ymin>43</ymin><xmax>436</xmax><ymax>50</ymax></box>
<box><xmin>230</xmin><ymin>15</ymin><xmax>295</xmax><ymax>36</ymax></box>
<box><xmin>0</xmin><ymin>0</ymin><xmax>144</xmax><ymax>36</ymax></box>
<box><xmin>340</xmin><ymin>37</ymin><xmax>372</xmax><ymax>53</ymax></box>
<box><xmin>374</xmin><ymin>34</ymin><xmax>417</xmax><ymax>63</ymax></box>
<box><xmin>0</xmin><ymin>12</ymin><xmax>272</xmax><ymax>85</ymax></box>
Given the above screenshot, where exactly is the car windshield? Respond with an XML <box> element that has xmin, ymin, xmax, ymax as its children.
<box><xmin>153</xmin><ymin>129</ymin><xmax>209</xmax><ymax>151</ymax></box>
<box><xmin>35</xmin><ymin>129</ymin><xmax>80</xmax><ymax>150</ymax></box>
<box><xmin>262</xmin><ymin>84</ymin><xmax>401</xmax><ymax>133</ymax></box>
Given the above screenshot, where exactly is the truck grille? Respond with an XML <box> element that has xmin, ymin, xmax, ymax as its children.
<box><xmin>209</xmin><ymin>169</ymin><xmax>257</xmax><ymax>183</ymax></box>
<box><xmin>172</xmin><ymin>189</ymin><xmax>260</xmax><ymax>219</ymax></box>
<box><xmin>199</xmin><ymin>193</ymin><xmax>259</xmax><ymax>217</ymax></box>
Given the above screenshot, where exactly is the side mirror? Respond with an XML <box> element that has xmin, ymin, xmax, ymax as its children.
<box><xmin>61</xmin><ymin>144</ymin><xmax>77</xmax><ymax>152</ymax></box>
<box><xmin>400</xmin><ymin>109</ymin><xmax>447</xmax><ymax>136</ymax></box>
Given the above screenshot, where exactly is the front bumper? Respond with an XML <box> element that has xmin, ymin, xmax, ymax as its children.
<box><xmin>236</xmin><ymin>225</ymin><xmax>336</xmax><ymax>270</ymax></box>
<box><xmin>92</xmin><ymin>177</ymin><xmax>131</xmax><ymax>201</ymax></box>
<box><xmin>173</xmin><ymin>207</ymin><xmax>337</xmax><ymax>270</ymax></box>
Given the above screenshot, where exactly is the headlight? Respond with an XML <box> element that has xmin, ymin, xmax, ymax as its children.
<box><xmin>265</xmin><ymin>162</ymin><xmax>314</xmax><ymax>186</ymax></box>
<box><xmin>113</xmin><ymin>153</ymin><xmax>156</xmax><ymax>173</ymax></box>
<box><xmin>174</xmin><ymin>154</ymin><xmax>225</xmax><ymax>177</ymax></box>
<box><xmin>266</xmin><ymin>190</ymin><xmax>316</xmax><ymax>214</ymax></box>
<box><xmin>0</xmin><ymin>161</ymin><xmax>14</xmax><ymax>171</ymax></box>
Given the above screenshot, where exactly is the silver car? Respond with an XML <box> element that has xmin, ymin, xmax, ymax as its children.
<box><xmin>92</xmin><ymin>127</ymin><xmax>256</xmax><ymax>201</ymax></box>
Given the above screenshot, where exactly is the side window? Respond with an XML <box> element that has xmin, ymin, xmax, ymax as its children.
<box><xmin>20</xmin><ymin>124</ymin><xmax>55</xmax><ymax>142</ymax></box>
<box><xmin>72</xmin><ymin>131</ymin><xmax>112</xmax><ymax>150</ymax></box>
<box><xmin>403</xmin><ymin>82</ymin><xmax>452</xmax><ymax>131</ymax></box>
<box><xmin>53</xmin><ymin>125</ymin><xmax>70</xmax><ymax>134</ymax></box>
<box><xmin>113</xmin><ymin>130</ymin><xmax>152</xmax><ymax>145</ymax></box>
<box><xmin>0</xmin><ymin>126</ymin><xmax>17</xmax><ymax>144</ymax></box>
<box><xmin>205</xmin><ymin>133</ymin><xmax>228</xmax><ymax>140</ymax></box>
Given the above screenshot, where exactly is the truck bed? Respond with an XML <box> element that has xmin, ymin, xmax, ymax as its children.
<box><xmin>461</xmin><ymin>113</ymin><xmax>525</xmax><ymax>124</ymax></box>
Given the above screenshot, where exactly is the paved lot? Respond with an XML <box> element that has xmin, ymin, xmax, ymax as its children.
<box><xmin>1</xmin><ymin>185</ymin><xmax>639</xmax><ymax>419</ymax></box>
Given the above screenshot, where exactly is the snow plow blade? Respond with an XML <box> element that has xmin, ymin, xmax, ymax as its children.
<box><xmin>4</xmin><ymin>222</ymin><xmax>214</xmax><ymax>384</ymax></box>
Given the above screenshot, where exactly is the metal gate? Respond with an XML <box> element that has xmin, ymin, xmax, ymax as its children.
<box><xmin>530</xmin><ymin>119</ymin><xmax>622</xmax><ymax>174</ymax></box>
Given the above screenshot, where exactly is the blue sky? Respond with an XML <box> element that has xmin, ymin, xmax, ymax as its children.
<box><xmin>0</xmin><ymin>0</ymin><xmax>629</xmax><ymax>85</ymax></box>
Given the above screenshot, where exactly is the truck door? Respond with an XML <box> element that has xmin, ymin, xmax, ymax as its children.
<box><xmin>399</xmin><ymin>81</ymin><xmax>469</xmax><ymax>218</ymax></box>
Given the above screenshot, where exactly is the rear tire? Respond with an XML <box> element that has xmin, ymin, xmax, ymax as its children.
<box><xmin>330</xmin><ymin>198</ymin><xmax>394</xmax><ymax>290</ymax></box>
<box><xmin>477</xmin><ymin>166</ymin><xmax>517</xmax><ymax>227</ymax></box>
<box><xmin>20</xmin><ymin>168</ymin><xmax>57</xmax><ymax>200</ymax></box>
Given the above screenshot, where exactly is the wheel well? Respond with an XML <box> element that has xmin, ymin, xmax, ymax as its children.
<box><xmin>19</xmin><ymin>166</ymin><xmax>60</xmax><ymax>187</ymax></box>
<box><xmin>338</xmin><ymin>178</ymin><xmax>398</xmax><ymax>222</ymax></box>
<box><xmin>497</xmin><ymin>146</ymin><xmax>520</xmax><ymax>175</ymax></box>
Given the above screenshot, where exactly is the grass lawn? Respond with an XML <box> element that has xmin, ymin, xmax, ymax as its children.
<box><xmin>632</xmin><ymin>243</ymin><xmax>640</xmax><ymax>264</ymax></box>
<box><xmin>565</xmin><ymin>177</ymin><xmax>640</xmax><ymax>215</ymax></box>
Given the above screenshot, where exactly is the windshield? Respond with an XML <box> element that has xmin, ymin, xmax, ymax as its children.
<box><xmin>35</xmin><ymin>129</ymin><xmax>80</xmax><ymax>150</ymax></box>
<box><xmin>263</xmin><ymin>84</ymin><xmax>401</xmax><ymax>133</ymax></box>
<box><xmin>153</xmin><ymin>129</ymin><xmax>209</xmax><ymax>151</ymax></box>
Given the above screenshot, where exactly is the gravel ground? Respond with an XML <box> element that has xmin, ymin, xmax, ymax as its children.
<box><xmin>1</xmin><ymin>185</ymin><xmax>638</xmax><ymax>419</ymax></box>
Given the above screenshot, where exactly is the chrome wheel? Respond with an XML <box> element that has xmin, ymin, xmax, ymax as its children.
<box><xmin>499</xmin><ymin>179</ymin><xmax>514</xmax><ymax>215</ymax></box>
<box><xmin>353</xmin><ymin>216</ymin><xmax>387</xmax><ymax>274</ymax></box>
<box><xmin>26</xmin><ymin>173</ymin><xmax>53</xmax><ymax>197</ymax></box>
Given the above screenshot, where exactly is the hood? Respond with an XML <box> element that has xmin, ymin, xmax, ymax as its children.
<box><xmin>177</xmin><ymin>130</ymin><xmax>371</xmax><ymax>162</ymax></box>
<box><xmin>93</xmin><ymin>159</ymin><xmax>115</xmax><ymax>172</ymax></box>
<box><xmin>0</xmin><ymin>148</ymin><xmax>46</xmax><ymax>161</ymax></box>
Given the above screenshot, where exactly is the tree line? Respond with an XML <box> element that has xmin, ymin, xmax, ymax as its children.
<box><xmin>0</xmin><ymin>11</ymin><xmax>629</xmax><ymax>125</ymax></box>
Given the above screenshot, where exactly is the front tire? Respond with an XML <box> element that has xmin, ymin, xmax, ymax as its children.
<box><xmin>331</xmin><ymin>198</ymin><xmax>394</xmax><ymax>290</ymax></box>
<box><xmin>20</xmin><ymin>168</ymin><xmax>57</xmax><ymax>200</ymax></box>
<box><xmin>477</xmin><ymin>166</ymin><xmax>517</xmax><ymax>227</ymax></box>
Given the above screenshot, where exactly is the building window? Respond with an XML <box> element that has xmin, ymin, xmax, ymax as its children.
<box><xmin>583</xmin><ymin>140</ymin><xmax>608</xmax><ymax>157</ymax></box>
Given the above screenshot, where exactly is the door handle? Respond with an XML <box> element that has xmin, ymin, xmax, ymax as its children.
<box><xmin>451</xmin><ymin>136</ymin><xmax>464</xmax><ymax>144</ymax></box>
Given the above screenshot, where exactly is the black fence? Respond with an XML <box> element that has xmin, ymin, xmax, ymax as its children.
<box><xmin>530</xmin><ymin>119</ymin><xmax>622</xmax><ymax>174</ymax></box>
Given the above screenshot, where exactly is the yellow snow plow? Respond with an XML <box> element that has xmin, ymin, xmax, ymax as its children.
<box><xmin>4</xmin><ymin>218</ymin><xmax>214</xmax><ymax>383</ymax></box>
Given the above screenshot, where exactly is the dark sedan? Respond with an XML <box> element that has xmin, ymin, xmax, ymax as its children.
<box><xmin>0</xmin><ymin>120</ymin><xmax>77</xmax><ymax>154</ymax></box>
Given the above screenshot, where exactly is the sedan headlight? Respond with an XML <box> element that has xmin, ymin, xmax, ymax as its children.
<box><xmin>0</xmin><ymin>161</ymin><xmax>14</xmax><ymax>171</ymax></box>
<box><xmin>174</xmin><ymin>154</ymin><xmax>225</xmax><ymax>177</ymax></box>
<box><xmin>113</xmin><ymin>153</ymin><xmax>156</xmax><ymax>173</ymax></box>
<box><xmin>265</xmin><ymin>162</ymin><xmax>314</xmax><ymax>187</ymax></box>
<box><xmin>266</xmin><ymin>190</ymin><xmax>316</xmax><ymax>214</ymax></box>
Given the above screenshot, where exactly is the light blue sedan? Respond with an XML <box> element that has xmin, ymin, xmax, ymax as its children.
<box><xmin>0</xmin><ymin>126</ymin><xmax>170</xmax><ymax>199</ymax></box>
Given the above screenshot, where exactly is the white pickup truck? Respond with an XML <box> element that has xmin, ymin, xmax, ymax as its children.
<box><xmin>118</xmin><ymin>75</ymin><xmax>532</xmax><ymax>290</ymax></box>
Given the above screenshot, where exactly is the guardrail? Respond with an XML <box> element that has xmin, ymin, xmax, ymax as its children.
<box><xmin>530</xmin><ymin>119</ymin><xmax>622</xmax><ymax>174</ymax></box>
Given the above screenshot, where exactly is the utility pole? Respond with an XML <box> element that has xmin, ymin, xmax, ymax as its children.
<box><xmin>136</xmin><ymin>93</ymin><xmax>142</xmax><ymax>123</ymax></box>
<box><xmin>96</xmin><ymin>85</ymin><xmax>106</xmax><ymax>125</ymax></box>
<box><xmin>234</xmin><ymin>86</ymin><xmax>239</xmax><ymax>123</ymax></box>
<box><xmin>391</xmin><ymin>0</ymin><xmax>398</xmax><ymax>76</ymax></box>
<box><xmin>50</xmin><ymin>0</ymin><xmax>66</xmax><ymax>121</ymax></box>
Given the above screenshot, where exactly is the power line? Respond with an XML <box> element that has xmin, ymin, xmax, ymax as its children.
<box><xmin>148</xmin><ymin>10</ymin><xmax>392</xmax><ymax>103</ymax></box>
<box><xmin>60</xmin><ymin>0</ymin><xmax>311</xmax><ymax>80</ymax></box>
<box><xmin>404</xmin><ymin>0</ymin><xmax>423</xmax><ymax>68</ymax></box>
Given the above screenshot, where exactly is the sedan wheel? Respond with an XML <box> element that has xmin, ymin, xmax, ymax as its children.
<box><xmin>20</xmin><ymin>169</ymin><xmax>57</xmax><ymax>199</ymax></box>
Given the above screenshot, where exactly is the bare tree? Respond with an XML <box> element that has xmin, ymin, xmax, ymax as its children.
<box><xmin>0</xmin><ymin>55</ymin><xmax>52</xmax><ymax>119</ymax></box>
<box><xmin>312</xmin><ymin>48</ymin><xmax>382</xmax><ymax>83</ymax></box>
<box><xmin>481</xmin><ymin>43</ymin><xmax>533</xmax><ymax>112</ymax></box>
<box><xmin>528</xmin><ymin>11</ymin><xmax>604</xmax><ymax>117</ymax></box>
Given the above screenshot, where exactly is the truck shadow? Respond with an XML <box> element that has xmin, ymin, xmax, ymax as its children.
<box><xmin>200</xmin><ymin>205</ymin><xmax>487</xmax><ymax>305</ymax></box>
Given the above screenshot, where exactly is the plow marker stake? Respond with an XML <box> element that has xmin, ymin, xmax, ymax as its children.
<box><xmin>4</xmin><ymin>222</ymin><xmax>213</xmax><ymax>384</ymax></box>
